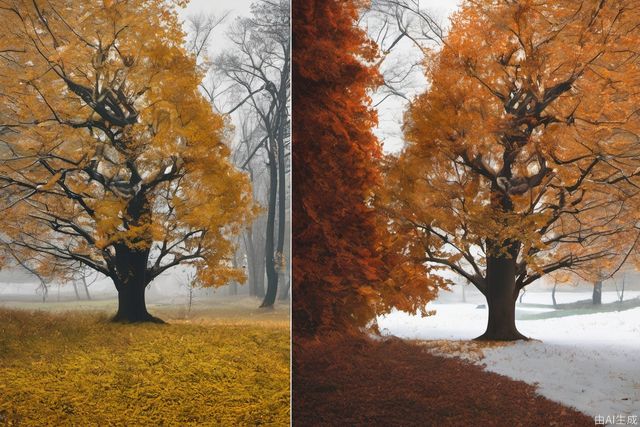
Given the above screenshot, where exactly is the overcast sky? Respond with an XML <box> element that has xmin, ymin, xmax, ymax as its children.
<box><xmin>372</xmin><ymin>0</ymin><xmax>462</xmax><ymax>153</ymax></box>
<box><xmin>180</xmin><ymin>0</ymin><xmax>254</xmax><ymax>54</ymax></box>
<box><xmin>178</xmin><ymin>0</ymin><xmax>461</xmax><ymax>153</ymax></box>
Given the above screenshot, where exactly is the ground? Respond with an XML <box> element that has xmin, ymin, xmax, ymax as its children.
<box><xmin>378</xmin><ymin>290</ymin><xmax>640</xmax><ymax>422</ymax></box>
<box><xmin>0</xmin><ymin>297</ymin><xmax>290</xmax><ymax>426</ymax></box>
<box><xmin>293</xmin><ymin>335</ymin><xmax>592</xmax><ymax>426</ymax></box>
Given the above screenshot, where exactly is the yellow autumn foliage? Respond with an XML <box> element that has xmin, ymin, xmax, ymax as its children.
<box><xmin>0</xmin><ymin>0</ymin><xmax>257</xmax><ymax>292</ymax></box>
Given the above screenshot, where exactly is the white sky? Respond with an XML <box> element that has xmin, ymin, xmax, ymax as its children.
<box><xmin>178</xmin><ymin>0</ymin><xmax>462</xmax><ymax>154</ymax></box>
<box><xmin>180</xmin><ymin>0</ymin><xmax>254</xmax><ymax>53</ymax></box>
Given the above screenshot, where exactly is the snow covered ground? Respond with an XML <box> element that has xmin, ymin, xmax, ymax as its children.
<box><xmin>378</xmin><ymin>291</ymin><xmax>640</xmax><ymax>420</ymax></box>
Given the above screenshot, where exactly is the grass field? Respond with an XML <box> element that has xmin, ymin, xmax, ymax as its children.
<box><xmin>0</xmin><ymin>298</ymin><xmax>290</xmax><ymax>426</ymax></box>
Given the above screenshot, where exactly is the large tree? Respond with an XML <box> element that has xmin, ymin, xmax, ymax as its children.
<box><xmin>293</xmin><ymin>0</ymin><xmax>436</xmax><ymax>336</ymax></box>
<box><xmin>0</xmin><ymin>0</ymin><xmax>254</xmax><ymax>322</ymax></box>
<box><xmin>386</xmin><ymin>0</ymin><xmax>640</xmax><ymax>340</ymax></box>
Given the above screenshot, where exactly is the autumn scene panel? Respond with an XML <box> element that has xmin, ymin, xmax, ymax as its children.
<box><xmin>0</xmin><ymin>0</ymin><xmax>290</xmax><ymax>424</ymax></box>
<box><xmin>293</xmin><ymin>0</ymin><xmax>640</xmax><ymax>425</ymax></box>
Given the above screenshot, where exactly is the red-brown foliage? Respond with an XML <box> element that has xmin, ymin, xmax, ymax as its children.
<box><xmin>292</xmin><ymin>0</ymin><xmax>385</xmax><ymax>335</ymax></box>
<box><xmin>292</xmin><ymin>0</ymin><xmax>437</xmax><ymax>337</ymax></box>
<box><xmin>293</xmin><ymin>336</ymin><xmax>592</xmax><ymax>426</ymax></box>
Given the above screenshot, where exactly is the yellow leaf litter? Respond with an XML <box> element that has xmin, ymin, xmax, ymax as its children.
<box><xmin>0</xmin><ymin>308</ymin><xmax>290</xmax><ymax>426</ymax></box>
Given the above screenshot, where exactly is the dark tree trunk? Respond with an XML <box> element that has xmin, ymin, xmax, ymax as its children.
<box><xmin>275</xmin><ymin>111</ymin><xmax>288</xmax><ymax>302</ymax></box>
<box><xmin>476</xmin><ymin>247</ymin><xmax>527</xmax><ymax>341</ymax></box>
<box><xmin>112</xmin><ymin>272</ymin><xmax>162</xmax><ymax>323</ymax></box>
<box><xmin>592</xmin><ymin>280</ymin><xmax>602</xmax><ymax>305</ymax></box>
<box><xmin>111</xmin><ymin>194</ymin><xmax>161</xmax><ymax>323</ymax></box>
<box><xmin>261</xmin><ymin>143</ymin><xmax>279</xmax><ymax>308</ymax></box>
<box><xmin>262</xmin><ymin>64</ymin><xmax>289</xmax><ymax>308</ymax></box>
<box><xmin>113</xmin><ymin>281</ymin><xmax>156</xmax><ymax>322</ymax></box>
<box><xmin>476</xmin><ymin>179</ymin><xmax>528</xmax><ymax>341</ymax></box>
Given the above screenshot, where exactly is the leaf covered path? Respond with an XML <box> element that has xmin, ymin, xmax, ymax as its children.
<box><xmin>293</xmin><ymin>336</ymin><xmax>591</xmax><ymax>426</ymax></box>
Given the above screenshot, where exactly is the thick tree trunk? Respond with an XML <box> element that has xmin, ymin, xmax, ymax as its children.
<box><xmin>111</xmin><ymin>247</ymin><xmax>161</xmax><ymax>323</ymax></box>
<box><xmin>476</xmin><ymin>178</ymin><xmax>528</xmax><ymax>341</ymax></box>
<box><xmin>476</xmin><ymin>242</ymin><xmax>527</xmax><ymax>341</ymax></box>
<box><xmin>592</xmin><ymin>280</ymin><xmax>602</xmax><ymax>305</ymax></box>
<box><xmin>113</xmin><ymin>282</ymin><xmax>157</xmax><ymax>322</ymax></box>
<box><xmin>111</xmin><ymin>191</ymin><xmax>162</xmax><ymax>323</ymax></box>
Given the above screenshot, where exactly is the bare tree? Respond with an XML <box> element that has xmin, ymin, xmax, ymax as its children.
<box><xmin>215</xmin><ymin>0</ymin><xmax>291</xmax><ymax>308</ymax></box>
<box><xmin>615</xmin><ymin>274</ymin><xmax>626</xmax><ymax>303</ymax></box>
<box><xmin>184</xmin><ymin>3</ymin><xmax>290</xmax><ymax>306</ymax></box>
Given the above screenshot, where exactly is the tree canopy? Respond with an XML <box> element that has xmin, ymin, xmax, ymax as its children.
<box><xmin>0</xmin><ymin>0</ymin><xmax>255</xmax><ymax>321</ymax></box>
<box><xmin>385</xmin><ymin>0</ymin><xmax>640</xmax><ymax>339</ymax></box>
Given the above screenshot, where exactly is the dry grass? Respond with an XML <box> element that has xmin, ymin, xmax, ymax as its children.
<box><xmin>0</xmin><ymin>305</ymin><xmax>290</xmax><ymax>426</ymax></box>
<box><xmin>410</xmin><ymin>338</ymin><xmax>520</xmax><ymax>362</ymax></box>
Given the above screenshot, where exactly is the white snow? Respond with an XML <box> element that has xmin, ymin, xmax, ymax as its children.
<box><xmin>378</xmin><ymin>291</ymin><xmax>640</xmax><ymax>420</ymax></box>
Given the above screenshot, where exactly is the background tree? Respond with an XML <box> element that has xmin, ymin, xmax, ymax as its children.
<box><xmin>0</xmin><ymin>0</ymin><xmax>255</xmax><ymax>322</ymax></box>
<box><xmin>236</xmin><ymin>113</ymin><xmax>269</xmax><ymax>299</ymax></box>
<box><xmin>184</xmin><ymin>10</ymin><xmax>273</xmax><ymax>303</ymax></box>
<box><xmin>385</xmin><ymin>0</ymin><xmax>640</xmax><ymax>340</ymax></box>
<box><xmin>215</xmin><ymin>0</ymin><xmax>291</xmax><ymax>308</ymax></box>
<box><xmin>293</xmin><ymin>0</ymin><xmax>438</xmax><ymax>336</ymax></box>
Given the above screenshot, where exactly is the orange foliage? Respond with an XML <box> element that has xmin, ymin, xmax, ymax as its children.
<box><xmin>385</xmin><ymin>0</ymin><xmax>640</xmax><ymax>296</ymax></box>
